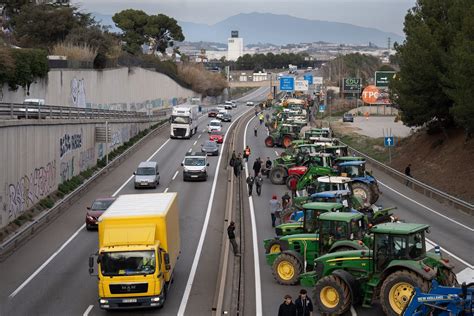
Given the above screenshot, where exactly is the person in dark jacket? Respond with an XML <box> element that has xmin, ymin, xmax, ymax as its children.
<box><xmin>246</xmin><ymin>175</ymin><xmax>255</xmax><ymax>196</ymax></box>
<box><xmin>253</xmin><ymin>158</ymin><xmax>262</xmax><ymax>177</ymax></box>
<box><xmin>255</xmin><ymin>173</ymin><xmax>263</xmax><ymax>196</ymax></box>
<box><xmin>295</xmin><ymin>289</ymin><xmax>313</xmax><ymax>316</ymax></box>
<box><xmin>404</xmin><ymin>164</ymin><xmax>412</xmax><ymax>185</ymax></box>
<box><xmin>227</xmin><ymin>222</ymin><xmax>239</xmax><ymax>256</ymax></box>
<box><xmin>233</xmin><ymin>153</ymin><xmax>243</xmax><ymax>177</ymax></box>
<box><xmin>278</xmin><ymin>294</ymin><xmax>297</xmax><ymax>316</ymax></box>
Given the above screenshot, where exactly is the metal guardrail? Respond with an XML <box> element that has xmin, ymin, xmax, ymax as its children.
<box><xmin>341</xmin><ymin>142</ymin><xmax>474</xmax><ymax>215</ymax></box>
<box><xmin>0</xmin><ymin>102</ymin><xmax>169</xmax><ymax>120</ymax></box>
<box><xmin>0</xmin><ymin>120</ymin><xmax>170</xmax><ymax>261</ymax></box>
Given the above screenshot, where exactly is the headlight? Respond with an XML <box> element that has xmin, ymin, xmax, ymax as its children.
<box><xmin>100</xmin><ymin>299</ymin><xmax>108</xmax><ymax>304</ymax></box>
<box><xmin>151</xmin><ymin>297</ymin><xmax>161</xmax><ymax>302</ymax></box>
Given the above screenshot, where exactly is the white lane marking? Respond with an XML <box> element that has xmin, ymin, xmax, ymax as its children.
<box><xmin>172</xmin><ymin>171</ymin><xmax>179</xmax><ymax>180</ymax></box>
<box><xmin>198</xmin><ymin>134</ymin><xmax>201</xmax><ymax>139</ymax></box>
<box><xmin>426</xmin><ymin>238</ymin><xmax>473</xmax><ymax>269</ymax></box>
<box><xmin>202</xmin><ymin>129</ymin><xmax>206</xmax><ymax>133</ymax></box>
<box><xmin>193</xmin><ymin>140</ymin><xmax>197</xmax><ymax>146</ymax></box>
<box><xmin>350</xmin><ymin>306</ymin><xmax>357</xmax><ymax>316</ymax></box>
<box><xmin>83</xmin><ymin>305</ymin><xmax>93</xmax><ymax>316</ymax></box>
<box><xmin>456</xmin><ymin>267</ymin><xmax>474</xmax><ymax>284</ymax></box>
<box><xmin>9</xmin><ymin>137</ymin><xmax>173</xmax><ymax>299</ymax></box>
<box><xmin>274</xmin><ymin>151</ymin><xmax>279</xmax><ymax>157</ymax></box>
<box><xmin>9</xmin><ymin>223</ymin><xmax>86</xmax><ymax>299</ymax></box>
<box><xmin>188</xmin><ymin>148</ymin><xmax>192</xmax><ymax>153</ymax></box>
<box><xmin>178</xmin><ymin>107</ymin><xmax>253</xmax><ymax>315</ymax></box>
<box><xmin>378</xmin><ymin>181</ymin><xmax>473</xmax><ymax>232</ymax></box>
<box><xmin>111</xmin><ymin>138</ymin><xmax>171</xmax><ymax>197</ymax></box>
<box><xmin>426</xmin><ymin>242</ymin><xmax>434</xmax><ymax>251</ymax></box>
<box><xmin>243</xmin><ymin>115</ymin><xmax>263</xmax><ymax>316</ymax></box>
<box><xmin>164</xmin><ymin>187</ymin><xmax>169</xmax><ymax>193</ymax></box>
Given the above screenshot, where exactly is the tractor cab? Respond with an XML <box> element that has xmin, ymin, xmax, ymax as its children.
<box><xmin>371</xmin><ymin>223</ymin><xmax>429</xmax><ymax>272</ymax></box>
<box><xmin>310</xmin><ymin>190</ymin><xmax>353</xmax><ymax>209</ymax></box>
<box><xmin>323</xmin><ymin>145</ymin><xmax>349</xmax><ymax>157</ymax></box>
<box><xmin>305</xmin><ymin>128</ymin><xmax>331</xmax><ymax>140</ymax></box>
<box><xmin>334</xmin><ymin>161</ymin><xmax>380</xmax><ymax>204</ymax></box>
<box><xmin>337</xmin><ymin>160</ymin><xmax>367</xmax><ymax>178</ymax></box>
<box><xmin>304</xmin><ymin>176</ymin><xmax>353</xmax><ymax>196</ymax></box>
<box><xmin>310</xmin><ymin>136</ymin><xmax>338</xmax><ymax>146</ymax></box>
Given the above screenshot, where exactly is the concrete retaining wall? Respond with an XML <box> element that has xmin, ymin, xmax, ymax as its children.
<box><xmin>0</xmin><ymin>67</ymin><xmax>197</xmax><ymax>112</ymax></box>
<box><xmin>0</xmin><ymin>119</ymin><xmax>154</xmax><ymax>228</ymax></box>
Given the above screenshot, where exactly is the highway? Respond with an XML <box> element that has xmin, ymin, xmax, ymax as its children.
<box><xmin>0</xmin><ymin>87</ymin><xmax>269</xmax><ymax>316</ymax></box>
<box><xmin>1</xmin><ymin>85</ymin><xmax>473</xmax><ymax>316</ymax></box>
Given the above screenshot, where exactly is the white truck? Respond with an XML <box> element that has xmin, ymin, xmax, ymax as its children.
<box><xmin>170</xmin><ymin>104</ymin><xmax>199</xmax><ymax>139</ymax></box>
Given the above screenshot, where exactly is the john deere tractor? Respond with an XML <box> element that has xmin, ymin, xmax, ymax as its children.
<box><xmin>265</xmin><ymin>123</ymin><xmax>303</xmax><ymax>148</ymax></box>
<box><xmin>285</xmin><ymin>153</ymin><xmax>335</xmax><ymax>190</ymax></box>
<box><xmin>302</xmin><ymin>223</ymin><xmax>458</xmax><ymax>316</ymax></box>
<box><xmin>264</xmin><ymin>212</ymin><xmax>369</xmax><ymax>285</ymax></box>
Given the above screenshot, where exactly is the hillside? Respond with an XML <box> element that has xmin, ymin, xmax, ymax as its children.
<box><xmin>389</xmin><ymin>129</ymin><xmax>474</xmax><ymax>203</ymax></box>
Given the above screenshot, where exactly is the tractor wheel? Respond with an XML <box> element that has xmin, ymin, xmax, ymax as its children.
<box><xmin>265</xmin><ymin>136</ymin><xmax>275</xmax><ymax>147</ymax></box>
<box><xmin>440</xmin><ymin>268</ymin><xmax>459</xmax><ymax>286</ymax></box>
<box><xmin>370</xmin><ymin>184</ymin><xmax>380</xmax><ymax>204</ymax></box>
<box><xmin>352</xmin><ymin>182</ymin><xmax>373</xmax><ymax>205</ymax></box>
<box><xmin>265</xmin><ymin>240</ymin><xmax>288</xmax><ymax>254</ymax></box>
<box><xmin>286</xmin><ymin>175</ymin><xmax>300</xmax><ymax>190</ymax></box>
<box><xmin>272</xmin><ymin>253</ymin><xmax>303</xmax><ymax>285</ymax></box>
<box><xmin>270</xmin><ymin>166</ymin><xmax>288</xmax><ymax>185</ymax></box>
<box><xmin>380</xmin><ymin>270</ymin><xmax>430</xmax><ymax>316</ymax></box>
<box><xmin>282</xmin><ymin>135</ymin><xmax>293</xmax><ymax>148</ymax></box>
<box><xmin>314</xmin><ymin>275</ymin><xmax>351</xmax><ymax>314</ymax></box>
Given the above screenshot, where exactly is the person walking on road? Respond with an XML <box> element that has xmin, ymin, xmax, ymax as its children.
<box><xmin>278</xmin><ymin>294</ymin><xmax>297</xmax><ymax>316</ymax></box>
<box><xmin>255</xmin><ymin>173</ymin><xmax>263</xmax><ymax>196</ymax></box>
<box><xmin>227</xmin><ymin>222</ymin><xmax>240</xmax><ymax>256</ymax></box>
<box><xmin>259</xmin><ymin>113</ymin><xmax>264</xmax><ymax>125</ymax></box>
<box><xmin>252</xmin><ymin>158</ymin><xmax>262</xmax><ymax>177</ymax></box>
<box><xmin>254</xmin><ymin>125</ymin><xmax>258</xmax><ymax>137</ymax></box>
<box><xmin>243</xmin><ymin>145</ymin><xmax>251</xmax><ymax>162</ymax></box>
<box><xmin>269</xmin><ymin>195</ymin><xmax>281</xmax><ymax>227</ymax></box>
<box><xmin>295</xmin><ymin>289</ymin><xmax>313</xmax><ymax>316</ymax></box>
<box><xmin>405</xmin><ymin>164</ymin><xmax>412</xmax><ymax>186</ymax></box>
<box><xmin>282</xmin><ymin>192</ymin><xmax>291</xmax><ymax>209</ymax></box>
<box><xmin>232</xmin><ymin>153</ymin><xmax>243</xmax><ymax>178</ymax></box>
<box><xmin>264</xmin><ymin>156</ymin><xmax>272</xmax><ymax>178</ymax></box>
<box><xmin>246</xmin><ymin>175</ymin><xmax>255</xmax><ymax>196</ymax></box>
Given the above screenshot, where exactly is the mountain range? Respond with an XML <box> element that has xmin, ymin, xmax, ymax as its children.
<box><xmin>93</xmin><ymin>12</ymin><xmax>404</xmax><ymax>48</ymax></box>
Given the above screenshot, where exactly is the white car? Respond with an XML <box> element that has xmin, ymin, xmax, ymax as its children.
<box><xmin>208</xmin><ymin>119</ymin><xmax>222</xmax><ymax>133</ymax></box>
<box><xmin>224</xmin><ymin>101</ymin><xmax>233</xmax><ymax>110</ymax></box>
<box><xmin>230</xmin><ymin>100</ymin><xmax>237</xmax><ymax>108</ymax></box>
<box><xmin>246</xmin><ymin>101</ymin><xmax>254</xmax><ymax>106</ymax></box>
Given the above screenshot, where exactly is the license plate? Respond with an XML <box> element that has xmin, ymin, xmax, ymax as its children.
<box><xmin>141</xmin><ymin>182</ymin><xmax>148</xmax><ymax>185</ymax></box>
<box><xmin>122</xmin><ymin>298</ymin><xmax>137</xmax><ymax>303</ymax></box>
<box><xmin>191</xmin><ymin>175</ymin><xmax>198</xmax><ymax>178</ymax></box>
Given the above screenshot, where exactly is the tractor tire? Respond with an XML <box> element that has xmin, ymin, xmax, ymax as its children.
<box><xmin>314</xmin><ymin>275</ymin><xmax>351</xmax><ymax>314</ymax></box>
<box><xmin>265</xmin><ymin>240</ymin><xmax>288</xmax><ymax>254</ymax></box>
<box><xmin>270</xmin><ymin>166</ymin><xmax>288</xmax><ymax>185</ymax></box>
<box><xmin>265</xmin><ymin>136</ymin><xmax>275</xmax><ymax>147</ymax></box>
<box><xmin>380</xmin><ymin>270</ymin><xmax>430</xmax><ymax>316</ymax></box>
<box><xmin>282</xmin><ymin>135</ymin><xmax>293</xmax><ymax>148</ymax></box>
<box><xmin>286</xmin><ymin>175</ymin><xmax>300</xmax><ymax>190</ymax></box>
<box><xmin>272</xmin><ymin>253</ymin><xmax>303</xmax><ymax>285</ymax></box>
<box><xmin>352</xmin><ymin>182</ymin><xmax>374</xmax><ymax>205</ymax></box>
<box><xmin>370</xmin><ymin>184</ymin><xmax>380</xmax><ymax>204</ymax></box>
<box><xmin>440</xmin><ymin>268</ymin><xmax>459</xmax><ymax>286</ymax></box>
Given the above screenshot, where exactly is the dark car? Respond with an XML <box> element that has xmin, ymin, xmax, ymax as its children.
<box><xmin>221</xmin><ymin>113</ymin><xmax>232</xmax><ymax>122</ymax></box>
<box><xmin>208</xmin><ymin>108</ymin><xmax>219</xmax><ymax>117</ymax></box>
<box><xmin>201</xmin><ymin>140</ymin><xmax>219</xmax><ymax>156</ymax></box>
<box><xmin>343</xmin><ymin>113</ymin><xmax>354</xmax><ymax>122</ymax></box>
<box><xmin>86</xmin><ymin>197</ymin><xmax>116</xmax><ymax>230</ymax></box>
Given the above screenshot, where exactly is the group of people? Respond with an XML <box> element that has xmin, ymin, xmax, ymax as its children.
<box><xmin>278</xmin><ymin>289</ymin><xmax>314</xmax><ymax>316</ymax></box>
<box><xmin>269</xmin><ymin>192</ymin><xmax>291</xmax><ymax>227</ymax></box>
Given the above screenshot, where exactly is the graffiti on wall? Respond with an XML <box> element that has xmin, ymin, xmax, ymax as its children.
<box><xmin>110</xmin><ymin>131</ymin><xmax>122</xmax><ymax>147</ymax></box>
<box><xmin>60</xmin><ymin>157</ymin><xmax>75</xmax><ymax>183</ymax></box>
<box><xmin>7</xmin><ymin>160</ymin><xmax>57</xmax><ymax>220</ymax></box>
<box><xmin>97</xmin><ymin>143</ymin><xmax>104</xmax><ymax>160</ymax></box>
<box><xmin>86</xmin><ymin>96</ymin><xmax>188</xmax><ymax>113</ymax></box>
<box><xmin>79</xmin><ymin>148</ymin><xmax>95</xmax><ymax>171</ymax></box>
<box><xmin>71</xmin><ymin>77</ymin><xmax>86</xmax><ymax>108</ymax></box>
<box><xmin>59</xmin><ymin>132</ymin><xmax>82</xmax><ymax>159</ymax></box>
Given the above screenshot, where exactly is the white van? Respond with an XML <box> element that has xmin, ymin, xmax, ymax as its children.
<box><xmin>134</xmin><ymin>161</ymin><xmax>160</xmax><ymax>189</ymax></box>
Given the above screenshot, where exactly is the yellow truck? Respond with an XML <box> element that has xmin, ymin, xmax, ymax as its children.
<box><xmin>88</xmin><ymin>192</ymin><xmax>180</xmax><ymax>309</ymax></box>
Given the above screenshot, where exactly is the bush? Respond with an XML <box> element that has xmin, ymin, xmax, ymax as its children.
<box><xmin>52</xmin><ymin>42</ymin><xmax>97</xmax><ymax>62</ymax></box>
<box><xmin>1</xmin><ymin>48</ymin><xmax>49</xmax><ymax>90</ymax></box>
<box><xmin>177</xmin><ymin>63</ymin><xmax>228</xmax><ymax>97</ymax></box>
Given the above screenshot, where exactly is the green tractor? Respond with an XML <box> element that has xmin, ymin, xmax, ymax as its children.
<box><xmin>265</xmin><ymin>123</ymin><xmax>304</xmax><ymax>148</ymax></box>
<box><xmin>302</xmin><ymin>223</ymin><xmax>458</xmax><ymax>316</ymax></box>
<box><xmin>285</xmin><ymin>153</ymin><xmax>336</xmax><ymax>190</ymax></box>
<box><xmin>304</xmin><ymin>128</ymin><xmax>332</xmax><ymax>140</ymax></box>
<box><xmin>264</xmin><ymin>212</ymin><xmax>369</xmax><ymax>286</ymax></box>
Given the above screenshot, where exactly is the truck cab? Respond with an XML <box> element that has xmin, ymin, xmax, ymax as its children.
<box><xmin>170</xmin><ymin>104</ymin><xmax>199</xmax><ymax>139</ymax></box>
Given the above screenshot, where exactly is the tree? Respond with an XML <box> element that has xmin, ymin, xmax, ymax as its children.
<box><xmin>113</xmin><ymin>10</ymin><xmax>184</xmax><ymax>55</ymax></box>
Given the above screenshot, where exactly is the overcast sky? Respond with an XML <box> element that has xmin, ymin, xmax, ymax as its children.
<box><xmin>73</xmin><ymin>0</ymin><xmax>416</xmax><ymax>35</ymax></box>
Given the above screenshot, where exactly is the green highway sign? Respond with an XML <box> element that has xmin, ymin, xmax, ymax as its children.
<box><xmin>342</xmin><ymin>78</ymin><xmax>361</xmax><ymax>93</ymax></box>
<box><xmin>375</xmin><ymin>71</ymin><xmax>396</xmax><ymax>87</ymax></box>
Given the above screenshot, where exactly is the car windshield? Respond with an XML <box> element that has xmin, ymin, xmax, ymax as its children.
<box><xmin>171</xmin><ymin>115</ymin><xmax>190</xmax><ymax>124</ymax></box>
<box><xmin>203</xmin><ymin>141</ymin><xmax>217</xmax><ymax>148</ymax></box>
<box><xmin>184</xmin><ymin>157</ymin><xmax>205</xmax><ymax>166</ymax></box>
<box><xmin>211</xmin><ymin>131</ymin><xmax>222</xmax><ymax>136</ymax></box>
<box><xmin>101</xmin><ymin>250</ymin><xmax>155</xmax><ymax>276</ymax></box>
<box><xmin>210</xmin><ymin>121</ymin><xmax>220</xmax><ymax>126</ymax></box>
<box><xmin>91</xmin><ymin>199</ymin><xmax>114</xmax><ymax>210</ymax></box>
<box><xmin>136</xmin><ymin>167</ymin><xmax>156</xmax><ymax>175</ymax></box>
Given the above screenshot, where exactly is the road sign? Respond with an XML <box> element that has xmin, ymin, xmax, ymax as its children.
<box><xmin>384</xmin><ymin>136</ymin><xmax>395</xmax><ymax>147</ymax></box>
<box><xmin>303</xmin><ymin>74</ymin><xmax>313</xmax><ymax>85</ymax></box>
<box><xmin>375</xmin><ymin>71</ymin><xmax>396</xmax><ymax>87</ymax></box>
<box><xmin>279</xmin><ymin>77</ymin><xmax>295</xmax><ymax>91</ymax></box>
<box><xmin>342</xmin><ymin>78</ymin><xmax>361</xmax><ymax>93</ymax></box>
<box><xmin>319</xmin><ymin>105</ymin><xmax>326</xmax><ymax>113</ymax></box>
<box><xmin>294</xmin><ymin>80</ymin><xmax>309</xmax><ymax>91</ymax></box>
<box><xmin>313</xmin><ymin>77</ymin><xmax>323</xmax><ymax>85</ymax></box>
<box><xmin>362</xmin><ymin>85</ymin><xmax>380</xmax><ymax>104</ymax></box>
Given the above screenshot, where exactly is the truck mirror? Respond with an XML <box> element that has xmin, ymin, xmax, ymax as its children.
<box><xmin>181</xmin><ymin>162</ymin><xmax>184</xmax><ymax>166</ymax></box>
<box><xmin>89</xmin><ymin>256</ymin><xmax>94</xmax><ymax>268</ymax></box>
<box><xmin>164</xmin><ymin>253</ymin><xmax>171</xmax><ymax>271</ymax></box>
<box><xmin>207</xmin><ymin>163</ymin><xmax>209</xmax><ymax>166</ymax></box>
<box><xmin>133</xmin><ymin>172</ymin><xmax>136</xmax><ymax>175</ymax></box>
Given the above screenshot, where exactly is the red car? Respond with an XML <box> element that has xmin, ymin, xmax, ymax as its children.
<box><xmin>208</xmin><ymin>108</ymin><xmax>219</xmax><ymax>117</ymax></box>
<box><xmin>209</xmin><ymin>131</ymin><xmax>224</xmax><ymax>143</ymax></box>
<box><xmin>85</xmin><ymin>197</ymin><xmax>116</xmax><ymax>230</ymax></box>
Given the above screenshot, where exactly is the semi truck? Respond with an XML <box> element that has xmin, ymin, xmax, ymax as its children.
<box><xmin>170</xmin><ymin>104</ymin><xmax>199</xmax><ymax>139</ymax></box>
<box><xmin>89</xmin><ymin>192</ymin><xmax>180</xmax><ymax>309</ymax></box>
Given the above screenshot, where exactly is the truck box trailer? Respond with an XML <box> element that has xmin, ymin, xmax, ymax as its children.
<box><xmin>90</xmin><ymin>192</ymin><xmax>180</xmax><ymax>309</ymax></box>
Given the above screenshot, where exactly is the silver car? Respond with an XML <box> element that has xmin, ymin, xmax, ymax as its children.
<box><xmin>134</xmin><ymin>161</ymin><xmax>160</xmax><ymax>189</ymax></box>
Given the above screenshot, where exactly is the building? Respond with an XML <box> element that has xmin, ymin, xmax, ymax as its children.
<box><xmin>227</xmin><ymin>30</ymin><xmax>243</xmax><ymax>61</ymax></box>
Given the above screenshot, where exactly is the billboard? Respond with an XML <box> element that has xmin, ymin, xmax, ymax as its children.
<box><xmin>362</xmin><ymin>85</ymin><xmax>391</xmax><ymax>104</ymax></box>
<box><xmin>313</xmin><ymin>77</ymin><xmax>323</xmax><ymax>85</ymax></box>
<box><xmin>342</xmin><ymin>78</ymin><xmax>361</xmax><ymax>93</ymax></box>
<box><xmin>295</xmin><ymin>80</ymin><xmax>309</xmax><ymax>91</ymax></box>
<box><xmin>231</xmin><ymin>30</ymin><xmax>239</xmax><ymax>38</ymax></box>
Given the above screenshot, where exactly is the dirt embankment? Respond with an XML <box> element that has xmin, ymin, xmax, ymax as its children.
<box><xmin>389</xmin><ymin>128</ymin><xmax>474</xmax><ymax>203</ymax></box>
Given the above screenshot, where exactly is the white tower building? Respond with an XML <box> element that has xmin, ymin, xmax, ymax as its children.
<box><xmin>227</xmin><ymin>30</ymin><xmax>243</xmax><ymax>61</ymax></box>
